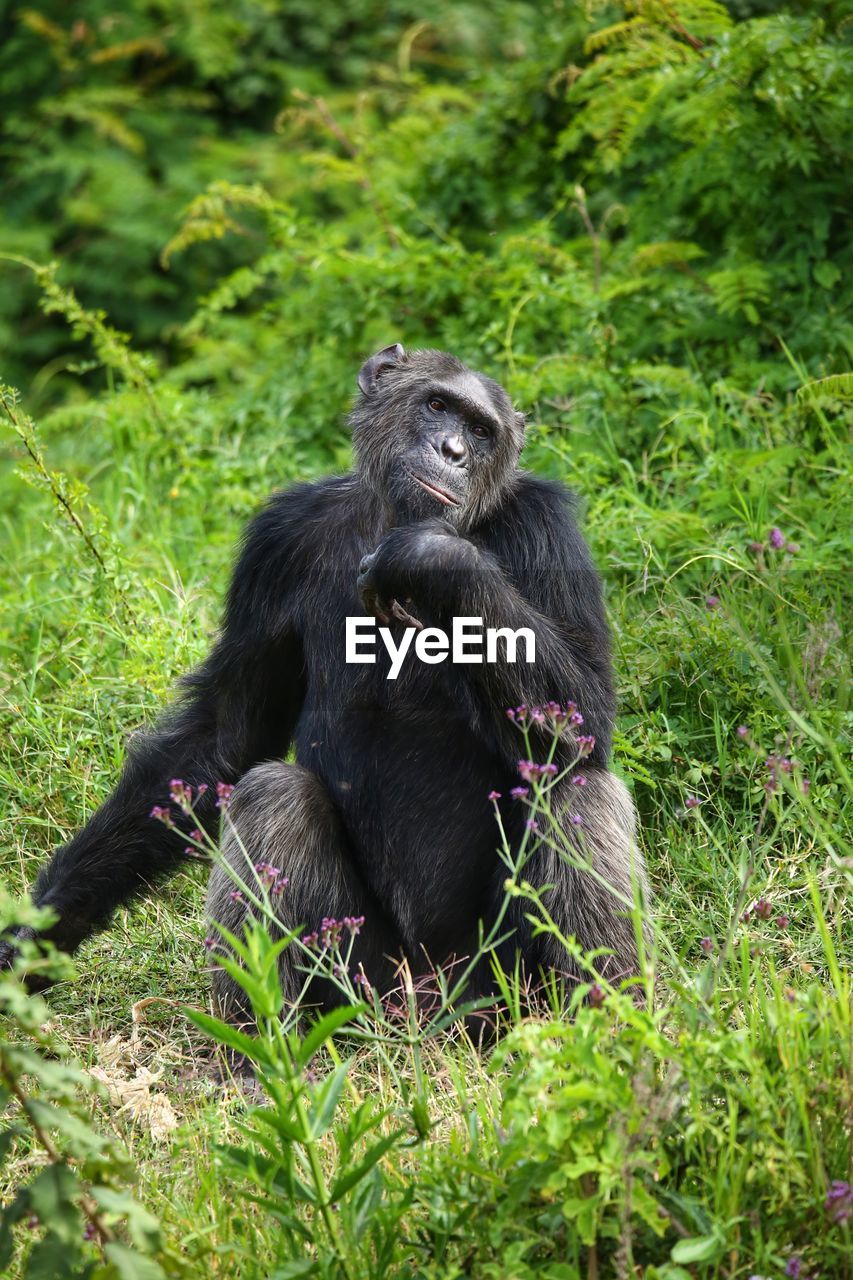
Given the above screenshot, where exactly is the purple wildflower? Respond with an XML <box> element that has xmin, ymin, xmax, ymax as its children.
<box><xmin>765</xmin><ymin>754</ymin><xmax>794</xmax><ymax>794</ymax></box>
<box><xmin>525</xmin><ymin>818</ymin><xmax>538</xmax><ymax>832</ymax></box>
<box><xmin>488</xmin><ymin>790</ymin><xmax>501</xmax><ymax>802</ymax></box>
<box><xmin>748</xmin><ymin>540</ymin><xmax>765</xmax><ymax>555</ymax></box>
<box><xmin>700</xmin><ymin>936</ymin><xmax>714</xmax><ymax>954</ymax></box>
<box><xmin>705</xmin><ymin>595</ymin><xmax>720</xmax><ymax>610</ymax></box>
<box><xmin>149</xmin><ymin>805</ymin><xmax>174</xmax><ymax>827</ymax></box>
<box><xmin>303</xmin><ymin>914</ymin><xmax>365</xmax><ymax>950</ymax></box>
<box><xmin>685</xmin><ymin>795</ymin><xmax>701</xmax><ymax>809</ymax></box>
<box><xmin>216</xmin><ymin>781</ymin><xmax>235</xmax><ymax>808</ymax></box>
<box><xmin>570</xmin><ymin>813</ymin><xmax>583</xmax><ymax>826</ymax></box>
<box><xmin>538</xmin><ymin>700</ymin><xmax>582</xmax><ymax>731</ymax></box>
<box><xmin>203</xmin><ymin>935</ymin><xmax>216</xmax><ymax>951</ymax></box>
<box><xmin>784</xmin><ymin>1260</ymin><xmax>802</xmax><ymax>1279</ymax></box>
<box><xmin>83</xmin><ymin>1222</ymin><xmax>97</xmax><ymax>1242</ymax></box>
<box><xmin>518</xmin><ymin>760</ymin><xmax>558</xmax><ymax>782</ymax></box>
<box><xmin>575</xmin><ymin>734</ymin><xmax>596</xmax><ymax>757</ymax></box>
<box><xmin>169</xmin><ymin>778</ymin><xmax>192</xmax><ymax>810</ymax></box>
<box><xmin>254</xmin><ymin>861</ymin><xmax>283</xmax><ymax>891</ymax></box>
<box><xmin>509</xmin><ymin>786</ymin><xmax>529</xmax><ymax>800</ymax></box>
<box><xmin>736</xmin><ymin>725</ymin><xmax>749</xmax><ymax>738</ymax></box>
<box><xmin>753</xmin><ymin>897</ymin><xmax>773</xmax><ymax>921</ymax></box>
<box><xmin>775</xmin><ymin>913</ymin><xmax>790</xmax><ymax>930</ymax></box>
<box><xmin>588</xmin><ymin>983</ymin><xmax>605</xmax><ymax>1008</ymax></box>
<box><xmin>826</xmin><ymin>1179</ymin><xmax>852</xmax><ymax>1225</ymax></box>
<box><xmin>785</xmin><ymin>542</ymin><xmax>800</xmax><ymax>554</ymax></box>
<box><xmin>769</xmin><ymin>527</ymin><xmax>785</xmax><ymax>550</ymax></box>
<box><xmin>228</xmin><ymin>890</ymin><xmax>244</xmax><ymax>903</ymax></box>
<box><xmin>571</xmin><ymin>774</ymin><xmax>587</xmax><ymax>786</ymax></box>
<box><xmin>354</xmin><ymin>971</ymin><xmax>371</xmax><ymax>992</ymax></box>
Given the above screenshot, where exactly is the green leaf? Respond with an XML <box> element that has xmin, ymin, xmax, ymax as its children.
<box><xmin>92</xmin><ymin>1187</ymin><xmax>162</xmax><ymax>1252</ymax></box>
<box><xmin>250</xmin><ymin>1104</ymin><xmax>305</xmax><ymax>1144</ymax></box>
<box><xmin>104</xmin><ymin>1242</ymin><xmax>168</xmax><ymax>1280</ymax></box>
<box><xmin>671</xmin><ymin>1232</ymin><xmax>725</xmax><ymax>1264</ymax></box>
<box><xmin>270</xmin><ymin>1261</ymin><xmax>318</xmax><ymax>1279</ymax></box>
<box><xmin>26</xmin><ymin>1099</ymin><xmax>108</xmax><ymax>1157</ymax></box>
<box><xmin>25</xmin><ymin>1231</ymin><xmax>87</xmax><ymax>1280</ymax></box>
<box><xmin>0</xmin><ymin>1186</ymin><xmax>30</xmax><ymax>1269</ymax></box>
<box><xmin>328</xmin><ymin>1128</ymin><xmax>404</xmax><ymax>1202</ymax></box>
<box><xmin>814</xmin><ymin>260</ymin><xmax>841</xmax><ymax>290</ymax></box>
<box><xmin>184</xmin><ymin>1008</ymin><xmax>271</xmax><ymax>1067</ymax></box>
<box><xmin>28</xmin><ymin>1164</ymin><xmax>81</xmax><ymax>1245</ymax></box>
<box><xmin>296</xmin><ymin>1004</ymin><xmax>363</xmax><ymax>1067</ymax></box>
<box><xmin>307</xmin><ymin>1063</ymin><xmax>349</xmax><ymax>1139</ymax></box>
<box><xmin>217</xmin><ymin>1143</ymin><xmax>316</xmax><ymax>1205</ymax></box>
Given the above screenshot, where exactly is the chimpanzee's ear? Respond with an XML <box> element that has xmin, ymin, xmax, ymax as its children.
<box><xmin>357</xmin><ymin>343</ymin><xmax>405</xmax><ymax>396</ymax></box>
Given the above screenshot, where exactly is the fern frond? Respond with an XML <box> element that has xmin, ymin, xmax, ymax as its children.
<box><xmin>797</xmin><ymin>374</ymin><xmax>853</xmax><ymax>403</ymax></box>
<box><xmin>161</xmin><ymin>182</ymin><xmax>274</xmax><ymax>267</ymax></box>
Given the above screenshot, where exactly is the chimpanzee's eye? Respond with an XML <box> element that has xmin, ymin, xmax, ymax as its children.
<box><xmin>471</xmin><ymin>423</ymin><xmax>491</xmax><ymax>440</ymax></box>
<box><xmin>428</xmin><ymin>397</ymin><xmax>446</xmax><ymax>412</ymax></box>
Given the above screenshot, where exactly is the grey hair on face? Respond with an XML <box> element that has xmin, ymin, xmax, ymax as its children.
<box><xmin>349</xmin><ymin>346</ymin><xmax>525</xmax><ymax>529</ymax></box>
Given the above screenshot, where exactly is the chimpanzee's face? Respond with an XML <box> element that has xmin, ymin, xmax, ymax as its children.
<box><xmin>352</xmin><ymin>347</ymin><xmax>524</xmax><ymax>528</ymax></box>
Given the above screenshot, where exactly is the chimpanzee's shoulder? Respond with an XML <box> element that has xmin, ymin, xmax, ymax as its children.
<box><xmin>492</xmin><ymin>470</ymin><xmax>582</xmax><ymax>533</ymax></box>
<box><xmin>249</xmin><ymin>474</ymin><xmax>356</xmax><ymax>538</ymax></box>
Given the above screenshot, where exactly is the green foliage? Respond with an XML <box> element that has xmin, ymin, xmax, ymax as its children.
<box><xmin>0</xmin><ymin>1</ymin><xmax>534</xmax><ymax>393</ymax></box>
<box><xmin>2</xmin><ymin>0</ymin><xmax>850</xmax><ymax>403</ymax></box>
<box><xmin>184</xmin><ymin>923</ymin><xmax>414</xmax><ymax>1280</ymax></box>
<box><xmin>413</xmin><ymin>945</ymin><xmax>850</xmax><ymax>1278</ymax></box>
<box><xmin>0</xmin><ymin>2</ymin><xmax>851</xmax><ymax>1278</ymax></box>
<box><xmin>0</xmin><ymin>902</ymin><xmax>184</xmax><ymax>1279</ymax></box>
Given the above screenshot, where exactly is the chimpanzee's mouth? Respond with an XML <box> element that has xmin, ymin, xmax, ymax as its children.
<box><xmin>410</xmin><ymin>472</ymin><xmax>461</xmax><ymax>506</ymax></box>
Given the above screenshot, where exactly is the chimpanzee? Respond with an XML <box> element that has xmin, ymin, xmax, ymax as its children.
<box><xmin>2</xmin><ymin>345</ymin><xmax>646</xmax><ymax>1021</ymax></box>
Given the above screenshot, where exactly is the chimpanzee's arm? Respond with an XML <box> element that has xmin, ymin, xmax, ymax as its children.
<box><xmin>359</xmin><ymin>477</ymin><xmax>614</xmax><ymax>768</ymax></box>
<box><xmin>8</xmin><ymin>493</ymin><xmax>309</xmax><ymax>958</ymax></box>
<box><xmin>442</xmin><ymin>550</ymin><xmax>614</xmax><ymax>769</ymax></box>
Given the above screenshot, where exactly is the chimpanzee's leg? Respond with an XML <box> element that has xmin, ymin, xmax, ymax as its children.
<box><xmin>492</xmin><ymin>767</ymin><xmax>648</xmax><ymax>1000</ymax></box>
<box><xmin>206</xmin><ymin>762</ymin><xmax>404</xmax><ymax>1026</ymax></box>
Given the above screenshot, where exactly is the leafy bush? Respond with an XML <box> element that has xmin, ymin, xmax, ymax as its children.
<box><xmin>0</xmin><ymin>902</ymin><xmax>185</xmax><ymax>1279</ymax></box>
<box><xmin>1</xmin><ymin>2</ymin><xmax>850</xmax><ymax>1277</ymax></box>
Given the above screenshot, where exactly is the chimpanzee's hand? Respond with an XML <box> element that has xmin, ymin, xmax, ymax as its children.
<box><xmin>357</xmin><ymin>520</ymin><xmax>478</xmax><ymax>623</ymax></box>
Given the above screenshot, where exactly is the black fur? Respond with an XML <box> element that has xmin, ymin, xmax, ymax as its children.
<box><xmin>2</xmin><ymin>347</ymin><xmax>644</xmax><ymax>1014</ymax></box>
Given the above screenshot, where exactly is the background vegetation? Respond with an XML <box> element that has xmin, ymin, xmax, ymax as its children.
<box><xmin>0</xmin><ymin>2</ymin><xmax>850</xmax><ymax>1277</ymax></box>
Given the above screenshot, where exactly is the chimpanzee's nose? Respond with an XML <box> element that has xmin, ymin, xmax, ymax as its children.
<box><xmin>441</xmin><ymin>434</ymin><xmax>467</xmax><ymax>465</ymax></box>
